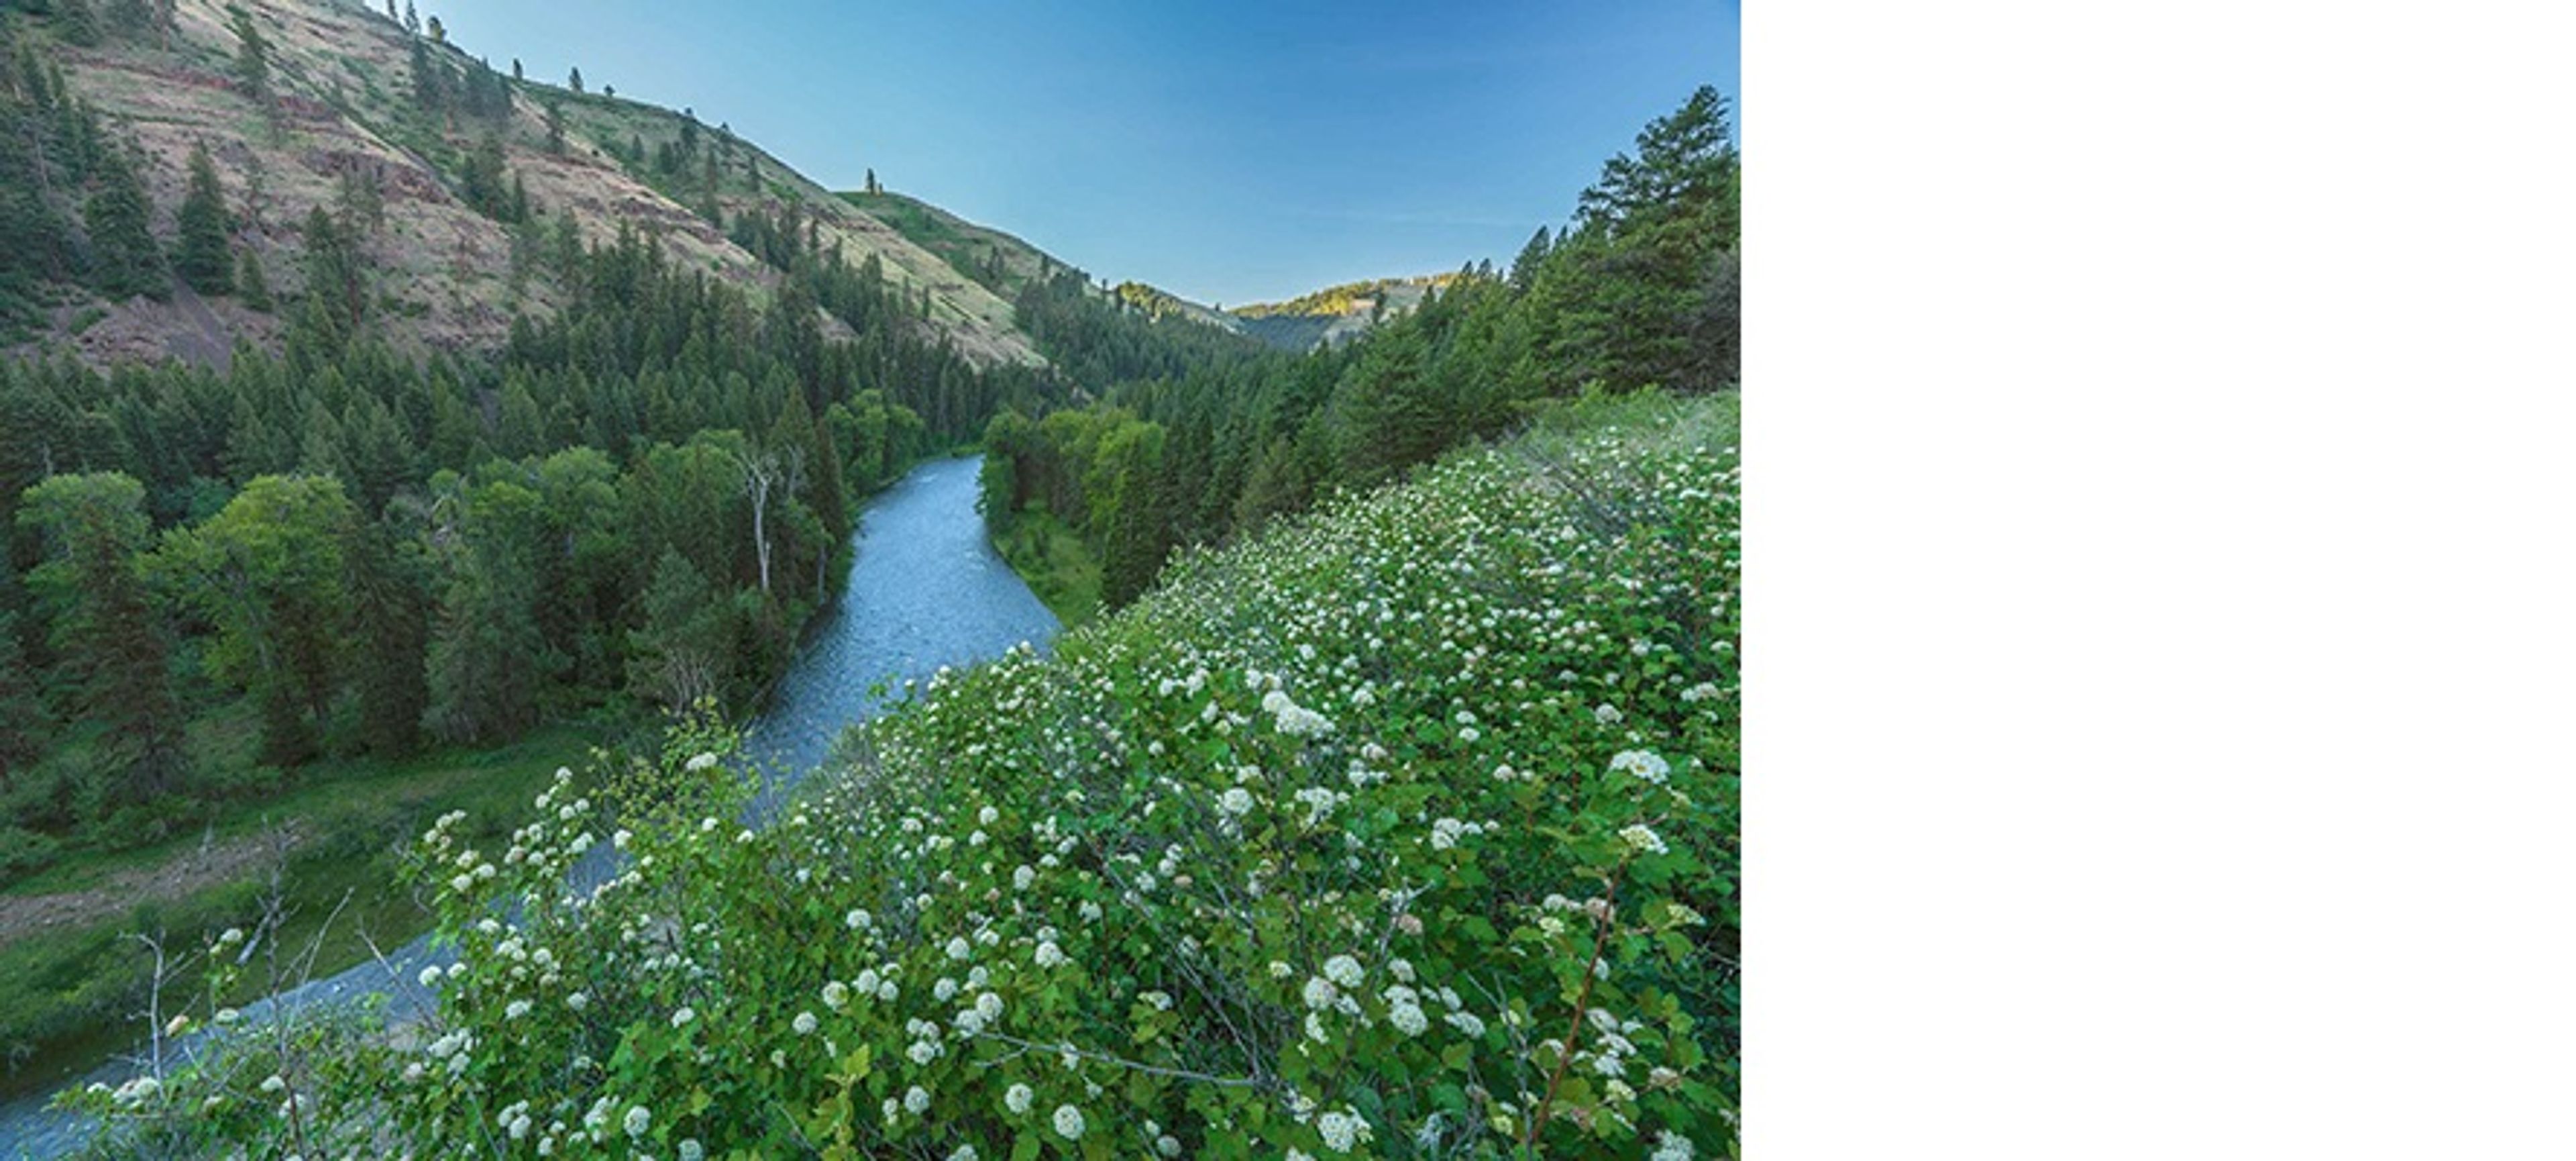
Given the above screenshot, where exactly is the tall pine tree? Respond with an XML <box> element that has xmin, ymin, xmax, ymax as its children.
<box><xmin>175</xmin><ymin>143</ymin><xmax>235</xmax><ymax>294</ymax></box>
<box><xmin>83</xmin><ymin>140</ymin><xmax>166</xmax><ymax>301</ymax></box>
<box><xmin>17</xmin><ymin>473</ymin><xmax>186</xmax><ymax>805</ymax></box>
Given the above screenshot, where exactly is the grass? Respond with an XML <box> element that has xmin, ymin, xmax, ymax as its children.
<box><xmin>839</xmin><ymin>191</ymin><xmax>1037</xmax><ymax>296</ymax></box>
<box><xmin>0</xmin><ymin>724</ymin><xmax>603</xmax><ymax>1099</ymax></box>
<box><xmin>987</xmin><ymin>506</ymin><xmax>1102</xmax><ymax>626</ymax></box>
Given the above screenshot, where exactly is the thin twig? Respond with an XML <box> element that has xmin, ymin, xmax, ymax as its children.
<box><xmin>968</xmin><ymin>1031</ymin><xmax>1267</xmax><ymax>1090</ymax></box>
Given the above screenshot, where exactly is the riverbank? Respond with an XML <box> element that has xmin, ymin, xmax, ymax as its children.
<box><xmin>0</xmin><ymin>725</ymin><xmax>599</xmax><ymax>1103</ymax></box>
<box><xmin>985</xmin><ymin>505</ymin><xmax>1103</xmax><ymax>626</ymax></box>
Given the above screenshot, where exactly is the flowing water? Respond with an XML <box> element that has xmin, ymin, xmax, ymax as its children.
<box><xmin>0</xmin><ymin>455</ymin><xmax>1059</xmax><ymax>1157</ymax></box>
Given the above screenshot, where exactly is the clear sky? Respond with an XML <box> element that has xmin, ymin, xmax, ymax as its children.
<box><xmin>423</xmin><ymin>0</ymin><xmax>1739</xmax><ymax>307</ymax></box>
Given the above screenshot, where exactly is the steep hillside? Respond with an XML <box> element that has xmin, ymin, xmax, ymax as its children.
<box><xmin>1111</xmin><ymin>278</ymin><xmax>1242</xmax><ymax>333</ymax></box>
<box><xmin>65</xmin><ymin>393</ymin><xmax>1741</xmax><ymax>1159</ymax></box>
<box><xmin>1232</xmin><ymin>273</ymin><xmax>1461</xmax><ymax>350</ymax></box>
<box><xmin>5</xmin><ymin>0</ymin><xmax>1040</xmax><ymax>368</ymax></box>
<box><xmin>838</xmin><ymin>188</ymin><xmax>1068</xmax><ymax>299</ymax></box>
<box><xmin>845</xmin><ymin>189</ymin><xmax>1248</xmax><ymax>340</ymax></box>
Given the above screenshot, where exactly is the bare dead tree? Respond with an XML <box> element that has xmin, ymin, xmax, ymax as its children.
<box><xmin>732</xmin><ymin>446</ymin><xmax>782</xmax><ymax>594</ymax></box>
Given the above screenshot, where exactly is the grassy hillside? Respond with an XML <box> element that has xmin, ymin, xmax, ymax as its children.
<box><xmin>837</xmin><ymin>189</ymin><xmax>1067</xmax><ymax>300</ymax></box>
<box><xmin>845</xmin><ymin>189</ymin><xmax>1248</xmax><ymax>344</ymax></box>
<box><xmin>1232</xmin><ymin>274</ymin><xmax>1460</xmax><ymax>350</ymax></box>
<box><xmin>67</xmin><ymin>393</ymin><xmax>1739</xmax><ymax>1158</ymax></box>
<box><xmin>5</xmin><ymin>0</ymin><xmax>1040</xmax><ymax>368</ymax></box>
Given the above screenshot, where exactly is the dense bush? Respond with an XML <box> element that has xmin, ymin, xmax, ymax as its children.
<box><xmin>66</xmin><ymin>395</ymin><xmax>1739</xmax><ymax>1159</ymax></box>
<box><xmin>0</xmin><ymin>822</ymin><xmax>61</xmax><ymax>880</ymax></box>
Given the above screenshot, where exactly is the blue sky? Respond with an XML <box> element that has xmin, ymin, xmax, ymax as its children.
<box><xmin>425</xmin><ymin>0</ymin><xmax>1739</xmax><ymax>307</ymax></box>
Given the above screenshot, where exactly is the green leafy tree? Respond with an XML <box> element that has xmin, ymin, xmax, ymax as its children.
<box><xmin>174</xmin><ymin>143</ymin><xmax>235</xmax><ymax>294</ymax></box>
<box><xmin>152</xmin><ymin>474</ymin><xmax>357</xmax><ymax>766</ymax></box>
<box><xmin>626</xmin><ymin>546</ymin><xmax>731</xmax><ymax>710</ymax></box>
<box><xmin>567</xmin><ymin>66</ymin><xmax>582</xmax><ymax>93</ymax></box>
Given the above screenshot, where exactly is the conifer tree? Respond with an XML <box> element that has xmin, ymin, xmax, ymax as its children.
<box><xmin>0</xmin><ymin>607</ymin><xmax>48</xmax><ymax>785</ymax></box>
<box><xmin>17</xmin><ymin>473</ymin><xmax>185</xmax><ymax>802</ymax></box>
<box><xmin>227</xmin><ymin>4</ymin><xmax>268</xmax><ymax>101</ymax></box>
<box><xmin>300</xmin><ymin>204</ymin><xmax>363</xmax><ymax>330</ymax></box>
<box><xmin>82</xmin><ymin>140</ymin><xmax>166</xmax><ymax>301</ymax></box>
<box><xmin>345</xmin><ymin>519</ymin><xmax>427</xmax><ymax>755</ymax></box>
<box><xmin>425</xmin><ymin>476</ymin><xmax>546</xmax><ymax>743</ymax></box>
<box><xmin>107</xmin><ymin>0</ymin><xmax>153</xmax><ymax>40</ymax></box>
<box><xmin>237</xmin><ymin>245</ymin><xmax>273</xmax><ymax>310</ymax></box>
<box><xmin>57</xmin><ymin>0</ymin><xmax>103</xmax><ymax>48</ymax></box>
<box><xmin>175</xmin><ymin>143</ymin><xmax>235</xmax><ymax>294</ymax></box>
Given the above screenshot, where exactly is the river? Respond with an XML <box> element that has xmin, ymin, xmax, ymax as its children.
<box><xmin>0</xmin><ymin>455</ymin><xmax>1060</xmax><ymax>1158</ymax></box>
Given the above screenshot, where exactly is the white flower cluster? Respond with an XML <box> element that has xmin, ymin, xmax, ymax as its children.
<box><xmin>1262</xmin><ymin>689</ymin><xmax>1336</xmax><ymax>737</ymax></box>
<box><xmin>1619</xmin><ymin>823</ymin><xmax>1670</xmax><ymax>856</ymax></box>
<box><xmin>1609</xmin><ymin>748</ymin><xmax>1672</xmax><ymax>785</ymax></box>
<box><xmin>1430</xmin><ymin>816</ymin><xmax>1487</xmax><ymax>850</ymax></box>
<box><xmin>1316</xmin><ymin>1108</ymin><xmax>1373</xmax><ymax>1153</ymax></box>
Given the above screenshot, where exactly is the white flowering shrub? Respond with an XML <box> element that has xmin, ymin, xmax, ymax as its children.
<box><xmin>85</xmin><ymin>394</ymin><xmax>1739</xmax><ymax>1159</ymax></box>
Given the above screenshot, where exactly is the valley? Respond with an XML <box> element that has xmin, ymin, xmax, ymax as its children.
<box><xmin>0</xmin><ymin>1</ymin><xmax>1736</xmax><ymax>1156</ymax></box>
